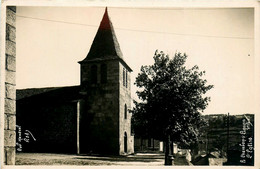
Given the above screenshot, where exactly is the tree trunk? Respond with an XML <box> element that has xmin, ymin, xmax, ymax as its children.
<box><xmin>164</xmin><ymin>138</ymin><xmax>169</xmax><ymax>165</ymax></box>
<box><xmin>170</xmin><ymin>140</ymin><xmax>173</xmax><ymax>155</ymax></box>
<box><xmin>152</xmin><ymin>138</ymin><xmax>155</xmax><ymax>151</ymax></box>
<box><xmin>141</xmin><ymin>138</ymin><xmax>143</xmax><ymax>151</ymax></box>
<box><xmin>164</xmin><ymin>135</ymin><xmax>173</xmax><ymax>165</ymax></box>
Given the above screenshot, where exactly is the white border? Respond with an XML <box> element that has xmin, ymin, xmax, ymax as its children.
<box><xmin>253</xmin><ymin>1</ymin><xmax>260</xmax><ymax>168</ymax></box>
<box><xmin>0</xmin><ymin>3</ymin><xmax>7</xmax><ymax>169</ymax></box>
<box><xmin>0</xmin><ymin>0</ymin><xmax>259</xmax><ymax>168</ymax></box>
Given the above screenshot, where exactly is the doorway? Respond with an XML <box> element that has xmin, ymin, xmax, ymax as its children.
<box><xmin>124</xmin><ymin>132</ymin><xmax>127</xmax><ymax>153</ymax></box>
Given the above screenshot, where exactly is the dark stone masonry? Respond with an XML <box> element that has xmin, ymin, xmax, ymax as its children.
<box><xmin>15</xmin><ymin>7</ymin><xmax>134</xmax><ymax>157</ymax></box>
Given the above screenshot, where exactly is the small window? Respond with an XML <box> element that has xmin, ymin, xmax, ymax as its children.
<box><xmin>124</xmin><ymin>104</ymin><xmax>127</xmax><ymax>119</ymax></box>
<box><xmin>123</xmin><ymin>68</ymin><xmax>126</xmax><ymax>86</ymax></box>
<box><xmin>90</xmin><ymin>65</ymin><xmax>97</xmax><ymax>84</ymax></box>
<box><xmin>101</xmin><ymin>64</ymin><xmax>107</xmax><ymax>83</ymax></box>
<box><xmin>125</xmin><ymin>70</ymin><xmax>128</xmax><ymax>88</ymax></box>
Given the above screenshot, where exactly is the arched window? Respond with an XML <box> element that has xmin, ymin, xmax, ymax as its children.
<box><xmin>90</xmin><ymin>65</ymin><xmax>97</xmax><ymax>84</ymax></box>
<box><xmin>123</xmin><ymin>68</ymin><xmax>126</xmax><ymax>86</ymax></box>
<box><xmin>124</xmin><ymin>104</ymin><xmax>127</xmax><ymax>119</ymax></box>
<box><xmin>101</xmin><ymin>64</ymin><xmax>107</xmax><ymax>83</ymax></box>
<box><xmin>125</xmin><ymin>70</ymin><xmax>128</xmax><ymax>88</ymax></box>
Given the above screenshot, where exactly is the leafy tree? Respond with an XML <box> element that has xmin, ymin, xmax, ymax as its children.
<box><xmin>132</xmin><ymin>50</ymin><xmax>213</xmax><ymax>165</ymax></box>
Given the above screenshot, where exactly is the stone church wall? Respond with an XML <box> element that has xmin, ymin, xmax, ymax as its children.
<box><xmin>119</xmin><ymin>62</ymin><xmax>134</xmax><ymax>154</ymax></box>
<box><xmin>80</xmin><ymin>60</ymin><xmax>120</xmax><ymax>154</ymax></box>
<box><xmin>4</xmin><ymin>6</ymin><xmax>16</xmax><ymax>165</ymax></box>
<box><xmin>16</xmin><ymin>95</ymin><xmax>77</xmax><ymax>153</ymax></box>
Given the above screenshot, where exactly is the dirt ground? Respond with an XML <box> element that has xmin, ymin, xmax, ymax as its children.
<box><xmin>16</xmin><ymin>152</ymin><xmax>192</xmax><ymax>166</ymax></box>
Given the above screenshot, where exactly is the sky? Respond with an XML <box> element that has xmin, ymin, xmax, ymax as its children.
<box><xmin>16</xmin><ymin>6</ymin><xmax>255</xmax><ymax>115</ymax></box>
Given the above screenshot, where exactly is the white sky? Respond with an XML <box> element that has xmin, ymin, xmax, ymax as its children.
<box><xmin>16</xmin><ymin>7</ymin><xmax>255</xmax><ymax>115</ymax></box>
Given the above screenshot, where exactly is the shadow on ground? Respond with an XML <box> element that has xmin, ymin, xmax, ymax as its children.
<box><xmin>73</xmin><ymin>153</ymin><xmax>165</xmax><ymax>163</ymax></box>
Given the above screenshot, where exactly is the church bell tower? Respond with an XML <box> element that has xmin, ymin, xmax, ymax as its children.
<box><xmin>78</xmin><ymin>8</ymin><xmax>134</xmax><ymax>155</ymax></box>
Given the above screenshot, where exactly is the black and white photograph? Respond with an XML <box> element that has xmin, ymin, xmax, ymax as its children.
<box><xmin>1</xmin><ymin>1</ymin><xmax>259</xmax><ymax>167</ymax></box>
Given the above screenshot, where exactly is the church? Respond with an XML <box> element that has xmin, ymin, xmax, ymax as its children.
<box><xmin>16</xmin><ymin>8</ymin><xmax>134</xmax><ymax>155</ymax></box>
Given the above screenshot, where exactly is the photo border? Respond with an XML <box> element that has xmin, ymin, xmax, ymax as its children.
<box><xmin>0</xmin><ymin>0</ymin><xmax>259</xmax><ymax>168</ymax></box>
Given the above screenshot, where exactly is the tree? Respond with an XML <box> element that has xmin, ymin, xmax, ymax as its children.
<box><xmin>132</xmin><ymin>50</ymin><xmax>213</xmax><ymax>165</ymax></box>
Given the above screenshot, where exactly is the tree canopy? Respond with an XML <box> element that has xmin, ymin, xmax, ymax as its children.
<box><xmin>132</xmin><ymin>50</ymin><xmax>213</xmax><ymax>146</ymax></box>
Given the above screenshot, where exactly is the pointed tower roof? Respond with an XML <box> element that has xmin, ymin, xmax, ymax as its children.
<box><xmin>79</xmin><ymin>8</ymin><xmax>132</xmax><ymax>71</ymax></box>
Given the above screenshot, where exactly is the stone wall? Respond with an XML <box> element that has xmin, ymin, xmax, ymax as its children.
<box><xmin>80</xmin><ymin>59</ymin><xmax>134</xmax><ymax>155</ymax></box>
<box><xmin>17</xmin><ymin>97</ymin><xmax>77</xmax><ymax>153</ymax></box>
<box><xmin>119</xmin><ymin>62</ymin><xmax>134</xmax><ymax>154</ymax></box>
<box><xmin>4</xmin><ymin>6</ymin><xmax>16</xmax><ymax>165</ymax></box>
<box><xmin>79</xmin><ymin>59</ymin><xmax>120</xmax><ymax>154</ymax></box>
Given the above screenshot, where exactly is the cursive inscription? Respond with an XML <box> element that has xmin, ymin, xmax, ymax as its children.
<box><xmin>239</xmin><ymin>117</ymin><xmax>253</xmax><ymax>164</ymax></box>
<box><xmin>16</xmin><ymin>125</ymin><xmax>36</xmax><ymax>152</ymax></box>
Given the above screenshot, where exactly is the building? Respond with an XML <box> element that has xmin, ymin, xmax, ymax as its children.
<box><xmin>16</xmin><ymin>8</ymin><xmax>134</xmax><ymax>155</ymax></box>
<box><xmin>134</xmin><ymin>138</ymin><xmax>160</xmax><ymax>152</ymax></box>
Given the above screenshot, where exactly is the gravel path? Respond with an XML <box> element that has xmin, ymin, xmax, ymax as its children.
<box><xmin>16</xmin><ymin>152</ymin><xmax>166</xmax><ymax>165</ymax></box>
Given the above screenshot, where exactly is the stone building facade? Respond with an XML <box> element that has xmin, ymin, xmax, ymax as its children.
<box><xmin>16</xmin><ymin>8</ymin><xmax>134</xmax><ymax>156</ymax></box>
<box><xmin>4</xmin><ymin>6</ymin><xmax>16</xmax><ymax>165</ymax></box>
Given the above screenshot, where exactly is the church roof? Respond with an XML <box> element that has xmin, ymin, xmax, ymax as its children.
<box><xmin>16</xmin><ymin>85</ymin><xmax>80</xmax><ymax>101</ymax></box>
<box><xmin>79</xmin><ymin>8</ymin><xmax>132</xmax><ymax>71</ymax></box>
